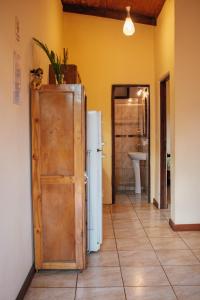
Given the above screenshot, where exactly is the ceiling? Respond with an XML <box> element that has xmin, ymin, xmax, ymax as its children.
<box><xmin>61</xmin><ymin>0</ymin><xmax>166</xmax><ymax>25</ymax></box>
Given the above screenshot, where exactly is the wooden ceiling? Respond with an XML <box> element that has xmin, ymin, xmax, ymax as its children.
<box><xmin>61</xmin><ymin>0</ymin><xmax>166</xmax><ymax>25</ymax></box>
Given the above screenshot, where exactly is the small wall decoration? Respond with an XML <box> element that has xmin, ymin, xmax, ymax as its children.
<box><xmin>15</xmin><ymin>16</ymin><xmax>20</xmax><ymax>42</ymax></box>
<box><xmin>13</xmin><ymin>51</ymin><xmax>21</xmax><ymax>105</ymax></box>
<box><xmin>30</xmin><ymin>68</ymin><xmax>43</xmax><ymax>89</ymax></box>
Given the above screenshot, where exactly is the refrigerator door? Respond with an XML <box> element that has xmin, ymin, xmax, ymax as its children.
<box><xmin>87</xmin><ymin>111</ymin><xmax>103</xmax><ymax>252</ymax></box>
<box><xmin>96</xmin><ymin>112</ymin><xmax>103</xmax><ymax>245</ymax></box>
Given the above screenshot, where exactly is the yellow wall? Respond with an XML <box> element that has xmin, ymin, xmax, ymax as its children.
<box><xmin>0</xmin><ymin>1</ymin><xmax>63</xmax><ymax>299</ymax></box>
<box><xmin>63</xmin><ymin>13</ymin><xmax>156</xmax><ymax>203</ymax></box>
<box><xmin>154</xmin><ymin>0</ymin><xmax>175</xmax><ymax>212</ymax></box>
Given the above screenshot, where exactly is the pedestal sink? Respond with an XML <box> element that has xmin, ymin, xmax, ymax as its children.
<box><xmin>128</xmin><ymin>152</ymin><xmax>147</xmax><ymax>194</ymax></box>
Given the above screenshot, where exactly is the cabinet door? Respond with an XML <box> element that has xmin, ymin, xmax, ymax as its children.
<box><xmin>32</xmin><ymin>85</ymin><xmax>86</xmax><ymax>270</ymax></box>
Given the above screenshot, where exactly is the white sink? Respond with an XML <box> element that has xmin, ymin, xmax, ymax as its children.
<box><xmin>128</xmin><ymin>152</ymin><xmax>147</xmax><ymax>194</ymax></box>
<box><xmin>128</xmin><ymin>152</ymin><xmax>147</xmax><ymax>161</ymax></box>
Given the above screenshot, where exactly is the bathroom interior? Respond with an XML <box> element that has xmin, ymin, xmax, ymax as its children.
<box><xmin>112</xmin><ymin>85</ymin><xmax>150</xmax><ymax>203</ymax></box>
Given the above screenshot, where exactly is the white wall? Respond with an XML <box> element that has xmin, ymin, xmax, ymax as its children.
<box><xmin>0</xmin><ymin>1</ymin><xmax>63</xmax><ymax>299</ymax></box>
<box><xmin>155</xmin><ymin>0</ymin><xmax>200</xmax><ymax>225</ymax></box>
<box><xmin>174</xmin><ymin>0</ymin><xmax>200</xmax><ymax>224</ymax></box>
<box><xmin>166</xmin><ymin>80</ymin><xmax>171</xmax><ymax>154</ymax></box>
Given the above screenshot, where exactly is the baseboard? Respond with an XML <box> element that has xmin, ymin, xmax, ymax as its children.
<box><xmin>16</xmin><ymin>264</ymin><xmax>35</xmax><ymax>300</ymax></box>
<box><xmin>153</xmin><ymin>198</ymin><xmax>159</xmax><ymax>209</ymax></box>
<box><xmin>169</xmin><ymin>218</ymin><xmax>200</xmax><ymax>231</ymax></box>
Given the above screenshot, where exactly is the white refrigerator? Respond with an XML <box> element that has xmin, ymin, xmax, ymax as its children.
<box><xmin>87</xmin><ymin>111</ymin><xmax>103</xmax><ymax>252</ymax></box>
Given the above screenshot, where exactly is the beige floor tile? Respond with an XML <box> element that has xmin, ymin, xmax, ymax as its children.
<box><xmin>178</xmin><ymin>231</ymin><xmax>200</xmax><ymax>238</ymax></box>
<box><xmin>103</xmin><ymin>205</ymin><xmax>111</xmax><ymax>213</ymax></box>
<box><xmin>27</xmin><ymin>199</ymin><xmax>200</xmax><ymax>299</ymax></box>
<box><xmin>103</xmin><ymin>220</ymin><xmax>112</xmax><ymax>227</ymax></box>
<box><xmin>103</xmin><ymin>224</ymin><xmax>113</xmax><ymax>230</ymax></box>
<box><xmin>136</xmin><ymin>211</ymin><xmax>163</xmax><ymax>217</ymax></box>
<box><xmin>103</xmin><ymin>233</ymin><xmax>115</xmax><ymax>238</ymax></box>
<box><xmin>114</xmin><ymin>228</ymin><xmax>146</xmax><ymax>239</ymax></box>
<box><xmin>173</xmin><ymin>286</ymin><xmax>200</xmax><ymax>300</ymax></box>
<box><xmin>115</xmin><ymin>195</ymin><xmax>131</xmax><ymax>205</ymax></box>
<box><xmin>121</xmin><ymin>266</ymin><xmax>169</xmax><ymax>286</ymax></box>
<box><xmin>115</xmin><ymin>199</ymin><xmax>132</xmax><ymax>205</ymax></box>
<box><xmin>103</xmin><ymin>216</ymin><xmax>112</xmax><ymax>222</ymax></box>
<box><xmin>103</xmin><ymin>228</ymin><xmax>114</xmax><ymax>238</ymax></box>
<box><xmin>141</xmin><ymin>219</ymin><xmax>169</xmax><ymax>228</ymax></box>
<box><xmin>112</xmin><ymin>203</ymin><xmax>133</xmax><ymax>208</ymax></box>
<box><xmin>156</xmin><ymin>250</ymin><xmax>199</xmax><ymax>265</ymax></box>
<box><xmin>116</xmin><ymin>238</ymin><xmax>153</xmax><ymax>251</ymax></box>
<box><xmin>100</xmin><ymin>239</ymin><xmax>117</xmax><ymax>251</ymax></box>
<box><xmin>134</xmin><ymin>207</ymin><xmax>157</xmax><ymax>213</ymax></box>
<box><xmin>125</xmin><ymin>286</ymin><xmax>176</xmax><ymax>300</ymax></box>
<box><xmin>30</xmin><ymin>271</ymin><xmax>77</xmax><ymax>288</ymax></box>
<box><xmin>111</xmin><ymin>206</ymin><xmax>133</xmax><ymax>213</ymax></box>
<box><xmin>24</xmin><ymin>288</ymin><xmax>75</xmax><ymax>300</ymax></box>
<box><xmin>113</xmin><ymin>221</ymin><xmax>142</xmax><ymax>230</ymax></box>
<box><xmin>119</xmin><ymin>250</ymin><xmax>160</xmax><ymax>267</ymax></box>
<box><xmin>129</xmin><ymin>195</ymin><xmax>147</xmax><ymax>202</ymax></box>
<box><xmin>103</xmin><ymin>216</ymin><xmax>112</xmax><ymax>221</ymax></box>
<box><xmin>164</xmin><ymin>265</ymin><xmax>200</xmax><ymax>285</ymax></box>
<box><xmin>115</xmin><ymin>194</ymin><xmax>129</xmax><ymax>200</ymax></box>
<box><xmin>88</xmin><ymin>251</ymin><xmax>119</xmax><ymax>267</ymax></box>
<box><xmin>103</xmin><ymin>225</ymin><xmax>113</xmax><ymax>233</ymax></box>
<box><xmin>113</xmin><ymin>219</ymin><xmax>141</xmax><ymax>226</ymax></box>
<box><xmin>77</xmin><ymin>267</ymin><xmax>123</xmax><ymax>287</ymax></box>
<box><xmin>145</xmin><ymin>227</ymin><xmax>178</xmax><ymax>238</ymax></box>
<box><xmin>161</xmin><ymin>212</ymin><xmax>170</xmax><ymax>219</ymax></box>
<box><xmin>180</xmin><ymin>236</ymin><xmax>200</xmax><ymax>249</ymax></box>
<box><xmin>112</xmin><ymin>213</ymin><xmax>138</xmax><ymax>221</ymax></box>
<box><xmin>131</xmin><ymin>202</ymin><xmax>150</xmax><ymax>208</ymax></box>
<box><xmin>138</xmin><ymin>215</ymin><xmax>167</xmax><ymax>221</ymax></box>
<box><xmin>192</xmin><ymin>249</ymin><xmax>200</xmax><ymax>261</ymax></box>
<box><xmin>112</xmin><ymin>210</ymin><xmax>137</xmax><ymax>216</ymax></box>
<box><xmin>103</xmin><ymin>217</ymin><xmax>112</xmax><ymax>222</ymax></box>
<box><xmin>132</xmin><ymin>204</ymin><xmax>151</xmax><ymax>209</ymax></box>
<box><xmin>104</xmin><ymin>210</ymin><xmax>111</xmax><ymax>215</ymax></box>
<box><xmin>150</xmin><ymin>237</ymin><xmax>188</xmax><ymax>250</ymax></box>
<box><xmin>76</xmin><ymin>287</ymin><xmax>125</xmax><ymax>300</ymax></box>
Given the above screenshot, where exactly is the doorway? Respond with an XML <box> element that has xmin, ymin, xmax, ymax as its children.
<box><xmin>111</xmin><ymin>84</ymin><xmax>150</xmax><ymax>204</ymax></box>
<box><xmin>160</xmin><ymin>75</ymin><xmax>171</xmax><ymax>209</ymax></box>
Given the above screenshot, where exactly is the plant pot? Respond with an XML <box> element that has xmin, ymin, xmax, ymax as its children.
<box><xmin>49</xmin><ymin>64</ymin><xmax>81</xmax><ymax>84</ymax></box>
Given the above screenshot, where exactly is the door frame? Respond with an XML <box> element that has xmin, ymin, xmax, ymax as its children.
<box><xmin>160</xmin><ymin>75</ymin><xmax>170</xmax><ymax>209</ymax></box>
<box><xmin>111</xmin><ymin>84</ymin><xmax>151</xmax><ymax>204</ymax></box>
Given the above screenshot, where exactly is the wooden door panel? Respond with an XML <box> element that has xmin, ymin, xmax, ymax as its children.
<box><xmin>40</xmin><ymin>91</ymin><xmax>74</xmax><ymax>176</ymax></box>
<box><xmin>42</xmin><ymin>183</ymin><xmax>75</xmax><ymax>262</ymax></box>
<box><xmin>31</xmin><ymin>85</ymin><xmax>86</xmax><ymax>270</ymax></box>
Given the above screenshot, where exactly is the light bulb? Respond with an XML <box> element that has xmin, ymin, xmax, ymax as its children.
<box><xmin>137</xmin><ymin>89</ymin><xmax>143</xmax><ymax>96</ymax></box>
<box><xmin>123</xmin><ymin>6</ymin><xmax>135</xmax><ymax>36</ymax></box>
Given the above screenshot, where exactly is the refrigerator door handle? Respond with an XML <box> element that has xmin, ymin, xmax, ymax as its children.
<box><xmin>84</xmin><ymin>172</ymin><xmax>88</xmax><ymax>184</ymax></box>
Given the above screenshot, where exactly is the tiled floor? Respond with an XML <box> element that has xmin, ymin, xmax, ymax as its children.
<box><xmin>25</xmin><ymin>194</ymin><xmax>200</xmax><ymax>300</ymax></box>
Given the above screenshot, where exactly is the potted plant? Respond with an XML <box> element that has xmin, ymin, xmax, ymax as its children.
<box><xmin>33</xmin><ymin>38</ymin><xmax>68</xmax><ymax>84</ymax></box>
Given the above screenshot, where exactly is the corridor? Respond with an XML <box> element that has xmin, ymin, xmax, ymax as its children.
<box><xmin>25</xmin><ymin>194</ymin><xmax>200</xmax><ymax>299</ymax></box>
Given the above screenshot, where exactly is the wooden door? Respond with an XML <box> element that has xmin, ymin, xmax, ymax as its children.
<box><xmin>31</xmin><ymin>84</ymin><xmax>86</xmax><ymax>270</ymax></box>
<box><xmin>160</xmin><ymin>76</ymin><xmax>169</xmax><ymax>209</ymax></box>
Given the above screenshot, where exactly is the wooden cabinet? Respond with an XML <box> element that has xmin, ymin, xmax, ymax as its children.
<box><xmin>31</xmin><ymin>84</ymin><xmax>86</xmax><ymax>270</ymax></box>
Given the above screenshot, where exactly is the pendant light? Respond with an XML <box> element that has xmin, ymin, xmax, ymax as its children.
<box><xmin>123</xmin><ymin>6</ymin><xmax>135</xmax><ymax>36</ymax></box>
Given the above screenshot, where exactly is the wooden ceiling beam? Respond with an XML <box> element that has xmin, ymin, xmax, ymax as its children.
<box><xmin>62</xmin><ymin>3</ymin><xmax>157</xmax><ymax>26</ymax></box>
